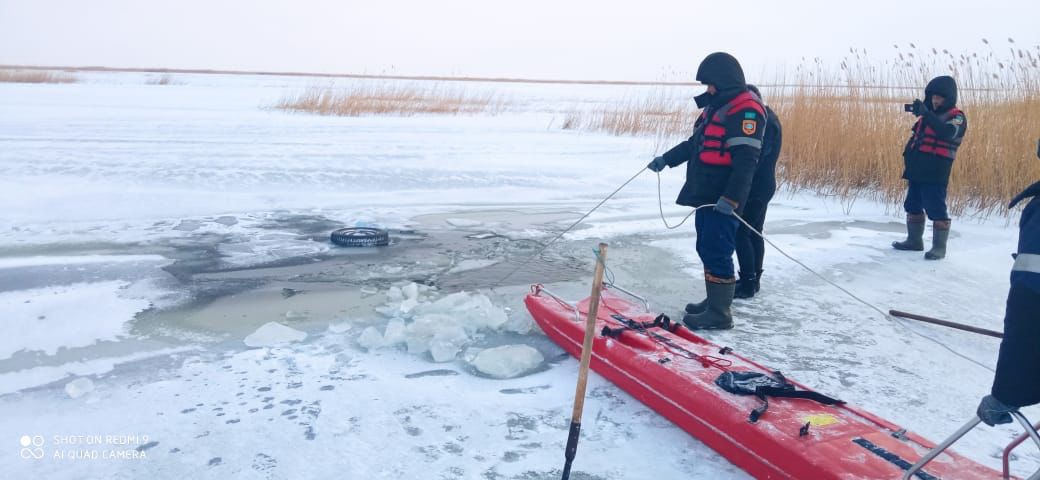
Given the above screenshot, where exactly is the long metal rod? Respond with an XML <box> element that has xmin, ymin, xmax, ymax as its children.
<box><xmin>889</xmin><ymin>310</ymin><xmax>1004</xmax><ymax>339</ymax></box>
<box><xmin>901</xmin><ymin>416</ymin><xmax>982</xmax><ymax>480</ymax></box>
<box><xmin>561</xmin><ymin>243</ymin><xmax>608</xmax><ymax>480</ymax></box>
<box><xmin>604</xmin><ymin>282</ymin><xmax>651</xmax><ymax>313</ymax></box>
<box><xmin>538</xmin><ymin>286</ymin><xmax>581</xmax><ymax>323</ymax></box>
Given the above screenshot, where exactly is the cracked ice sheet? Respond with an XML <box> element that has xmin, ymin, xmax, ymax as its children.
<box><xmin>0</xmin><ymin>281</ymin><xmax>154</xmax><ymax>360</ymax></box>
<box><xmin>1</xmin><ymin>331</ymin><xmax>748</xmax><ymax>480</ymax></box>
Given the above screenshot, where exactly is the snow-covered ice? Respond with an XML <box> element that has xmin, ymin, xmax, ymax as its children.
<box><xmin>1</xmin><ymin>71</ymin><xmax>1037</xmax><ymax>479</ymax></box>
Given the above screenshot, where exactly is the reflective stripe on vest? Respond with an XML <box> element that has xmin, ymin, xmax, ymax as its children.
<box><xmin>697</xmin><ymin>91</ymin><xmax>766</xmax><ymax>166</ymax></box>
<box><xmin>912</xmin><ymin>108</ymin><xmax>964</xmax><ymax>160</ymax></box>
<box><xmin>1014</xmin><ymin>253</ymin><xmax>1040</xmax><ymax>274</ymax></box>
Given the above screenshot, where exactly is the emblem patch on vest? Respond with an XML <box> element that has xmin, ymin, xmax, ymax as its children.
<box><xmin>741</xmin><ymin>119</ymin><xmax>757</xmax><ymax>135</ymax></box>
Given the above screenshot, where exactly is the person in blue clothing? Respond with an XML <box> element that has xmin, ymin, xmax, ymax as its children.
<box><xmin>976</xmin><ymin>138</ymin><xmax>1040</xmax><ymax>426</ymax></box>
<box><xmin>647</xmin><ymin>52</ymin><xmax>766</xmax><ymax>330</ymax></box>
<box><xmin>733</xmin><ymin>84</ymin><xmax>782</xmax><ymax>299</ymax></box>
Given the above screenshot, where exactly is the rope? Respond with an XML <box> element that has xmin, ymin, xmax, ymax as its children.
<box><xmin>490</xmin><ymin>162</ymin><xmax>993</xmax><ymax>373</ymax></box>
<box><xmin>491</xmin><ymin>166</ymin><xmax>647</xmax><ymax>288</ymax></box>
<box><xmin>652</xmin><ymin>170</ymin><xmax>995</xmax><ymax>373</ymax></box>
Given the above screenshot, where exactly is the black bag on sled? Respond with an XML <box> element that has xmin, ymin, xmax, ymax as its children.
<box><xmin>715</xmin><ymin>370</ymin><xmax>845</xmax><ymax>423</ymax></box>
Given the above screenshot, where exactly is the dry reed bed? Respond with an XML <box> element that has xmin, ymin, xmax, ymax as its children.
<box><xmin>276</xmin><ymin>83</ymin><xmax>507</xmax><ymax>116</ymax></box>
<box><xmin>0</xmin><ymin>69</ymin><xmax>77</xmax><ymax>84</ymax></box>
<box><xmin>564</xmin><ymin>42</ymin><xmax>1040</xmax><ymax>217</ymax></box>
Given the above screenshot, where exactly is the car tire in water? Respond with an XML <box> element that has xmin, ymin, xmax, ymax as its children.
<box><xmin>330</xmin><ymin>227</ymin><xmax>390</xmax><ymax>247</ymax></box>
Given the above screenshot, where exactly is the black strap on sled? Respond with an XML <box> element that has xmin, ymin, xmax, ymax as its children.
<box><xmin>602</xmin><ymin>314</ymin><xmax>732</xmax><ymax>369</ymax></box>
<box><xmin>715</xmin><ymin>370</ymin><xmax>845</xmax><ymax>423</ymax></box>
<box><xmin>601</xmin><ymin>313</ymin><xmax>678</xmax><ymax>338</ymax></box>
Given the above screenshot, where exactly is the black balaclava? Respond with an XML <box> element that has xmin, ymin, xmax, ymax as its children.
<box><xmin>694</xmin><ymin>52</ymin><xmax>747</xmax><ymax>108</ymax></box>
<box><xmin>924</xmin><ymin>75</ymin><xmax>958</xmax><ymax>113</ymax></box>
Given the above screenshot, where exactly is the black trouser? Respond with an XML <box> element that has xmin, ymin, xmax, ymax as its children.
<box><xmin>991</xmin><ymin>283</ymin><xmax>1040</xmax><ymax>407</ymax></box>
<box><xmin>736</xmin><ymin>195</ymin><xmax>771</xmax><ymax>278</ymax></box>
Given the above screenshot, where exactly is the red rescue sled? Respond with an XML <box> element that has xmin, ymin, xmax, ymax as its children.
<box><xmin>525</xmin><ymin>284</ymin><xmax>1005</xmax><ymax>479</ymax></box>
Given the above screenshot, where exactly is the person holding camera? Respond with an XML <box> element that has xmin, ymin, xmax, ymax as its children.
<box><xmin>976</xmin><ymin>138</ymin><xmax>1040</xmax><ymax>426</ymax></box>
<box><xmin>892</xmin><ymin>75</ymin><xmax>968</xmax><ymax>260</ymax></box>
<box><xmin>647</xmin><ymin>52</ymin><xmax>765</xmax><ymax>330</ymax></box>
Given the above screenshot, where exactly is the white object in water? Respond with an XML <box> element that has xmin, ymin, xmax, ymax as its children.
<box><xmin>244</xmin><ymin>322</ymin><xmax>307</xmax><ymax>347</ymax></box>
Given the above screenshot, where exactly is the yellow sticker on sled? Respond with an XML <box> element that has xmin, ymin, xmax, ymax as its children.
<box><xmin>802</xmin><ymin>414</ymin><xmax>839</xmax><ymax>427</ymax></box>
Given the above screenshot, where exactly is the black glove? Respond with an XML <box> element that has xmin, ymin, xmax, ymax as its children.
<box><xmin>977</xmin><ymin>394</ymin><xmax>1015</xmax><ymax>426</ymax></box>
<box><xmin>647</xmin><ymin>156</ymin><xmax>668</xmax><ymax>172</ymax></box>
<box><xmin>911</xmin><ymin>99</ymin><xmax>926</xmax><ymax>117</ymax></box>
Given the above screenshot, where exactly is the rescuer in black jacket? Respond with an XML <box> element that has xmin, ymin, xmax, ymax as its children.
<box><xmin>977</xmin><ymin>138</ymin><xmax>1040</xmax><ymax>426</ymax></box>
<box><xmin>647</xmin><ymin>52</ymin><xmax>765</xmax><ymax>330</ymax></box>
<box><xmin>733</xmin><ymin>84</ymin><xmax>783</xmax><ymax>299</ymax></box>
<box><xmin>892</xmin><ymin>75</ymin><xmax>968</xmax><ymax>260</ymax></box>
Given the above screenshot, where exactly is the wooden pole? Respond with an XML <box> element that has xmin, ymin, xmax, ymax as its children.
<box><xmin>889</xmin><ymin>310</ymin><xmax>1003</xmax><ymax>339</ymax></box>
<box><xmin>561</xmin><ymin>242</ymin><xmax>608</xmax><ymax>480</ymax></box>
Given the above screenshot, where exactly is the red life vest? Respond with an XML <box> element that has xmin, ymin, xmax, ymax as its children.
<box><xmin>911</xmin><ymin>108</ymin><xmax>964</xmax><ymax>160</ymax></box>
<box><xmin>696</xmin><ymin>91</ymin><xmax>766</xmax><ymax>166</ymax></box>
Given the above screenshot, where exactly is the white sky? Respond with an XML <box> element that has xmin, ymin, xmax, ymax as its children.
<box><xmin>0</xmin><ymin>0</ymin><xmax>1037</xmax><ymax>81</ymax></box>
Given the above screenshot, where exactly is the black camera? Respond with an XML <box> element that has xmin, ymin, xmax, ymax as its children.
<box><xmin>903</xmin><ymin>103</ymin><xmax>915</xmax><ymax>113</ymax></box>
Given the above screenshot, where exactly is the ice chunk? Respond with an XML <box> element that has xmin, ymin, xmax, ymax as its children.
<box><xmin>445</xmin><ymin>218</ymin><xmax>482</xmax><ymax>227</ymax></box>
<box><xmin>244</xmin><ymin>322</ymin><xmax>307</xmax><ymax>347</ymax></box>
<box><xmin>404</xmin><ymin>314</ymin><xmax>458</xmax><ymax>354</ymax></box>
<box><xmin>383</xmin><ymin>319</ymin><xmax>407</xmax><ymax>347</ymax></box>
<box><xmin>447</xmin><ymin>259</ymin><xmax>499</xmax><ymax>274</ymax></box>
<box><xmin>328</xmin><ymin>322</ymin><xmax>352</xmax><ymax>334</ymax></box>
<box><xmin>357</xmin><ymin>326</ymin><xmax>384</xmax><ymax>350</ymax></box>
<box><xmin>470</xmin><ymin>345</ymin><xmax>544</xmax><ymax>379</ymax></box>
<box><xmin>429</xmin><ymin>325</ymin><xmax>469</xmax><ymax>362</ymax></box>
<box><xmin>398</xmin><ymin>297</ymin><xmax>419</xmax><ymax>315</ymax></box>
<box><xmin>402</xmin><ymin>282</ymin><xmax>419</xmax><ymax>301</ymax></box>
<box><xmin>414</xmin><ymin>292</ymin><xmax>508</xmax><ymax>333</ymax></box>
<box><xmin>65</xmin><ymin>377</ymin><xmax>95</xmax><ymax>399</ymax></box>
<box><xmin>386</xmin><ymin>286</ymin><xmax>404</xmax><ymax>303</ymax></box>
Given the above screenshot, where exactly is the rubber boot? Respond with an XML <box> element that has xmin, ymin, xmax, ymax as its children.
<box><xmin>925</xmin><ymin>220</ymin><xmax>951</xmax><ymax>260</ymax></box>
<box><xmin>682</xmin><ymin>281</ymin><xmax>735</xmax><ymax>330</ymax></box>
<box><xmin>754</xmin><ymin>269</ymin><xmax>763</xmax><ymax>294</ymax></box>
<box><xmin>733</xmin><ymin>271</ymin><xmax>756</xmax><ymax>299</ymax></box>
<box><xmin>892</xmin><ymin>213</ymin><xmax>926</xmax><ymax>251</ymax></box>
<box><xmin>685</xmin><ymin>298</ymin><xmax>707</xmax><ymax>315</ymax></box>
<box><xmin>685</xmin><ymin>270</ymin><xmax>710</xmax><ymax>314</ymax></box>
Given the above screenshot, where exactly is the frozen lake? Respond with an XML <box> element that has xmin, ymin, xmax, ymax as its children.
<box><xmin>1</xmin><ymin>72</ymin><xmax>1036</xmax><ymax>479</ymax></box>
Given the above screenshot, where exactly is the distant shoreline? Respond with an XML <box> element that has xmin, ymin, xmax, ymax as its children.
<box><xmin>0</xmin><ymin>64</ymin><xmax>701</xmax><ymax>87</ymax></box>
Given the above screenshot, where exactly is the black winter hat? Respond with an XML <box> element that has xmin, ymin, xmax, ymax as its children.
<box><xmin>925</xmin><ymin>75</ymin><xmax>958</xmax><ymax>108</ymax></box>
<box><xmin>696</xmin><ymin>52</ymin><xmax>746</xmax><ymax>91</ymax></box>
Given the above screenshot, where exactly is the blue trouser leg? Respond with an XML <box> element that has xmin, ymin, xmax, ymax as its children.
<box><xmin>904</xmin><ymin>181</ymin><xmax>924</xmax><ymax>215</ymax></box>
<box><xmin>904</xmin><ymin>181</ymin><xmax>949</xmax><ymax>221</ymax></box>
<box><xmin>695</xmin><ymin>208</ymin><xmax>739</xmax><ymax>279</ymax></box>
